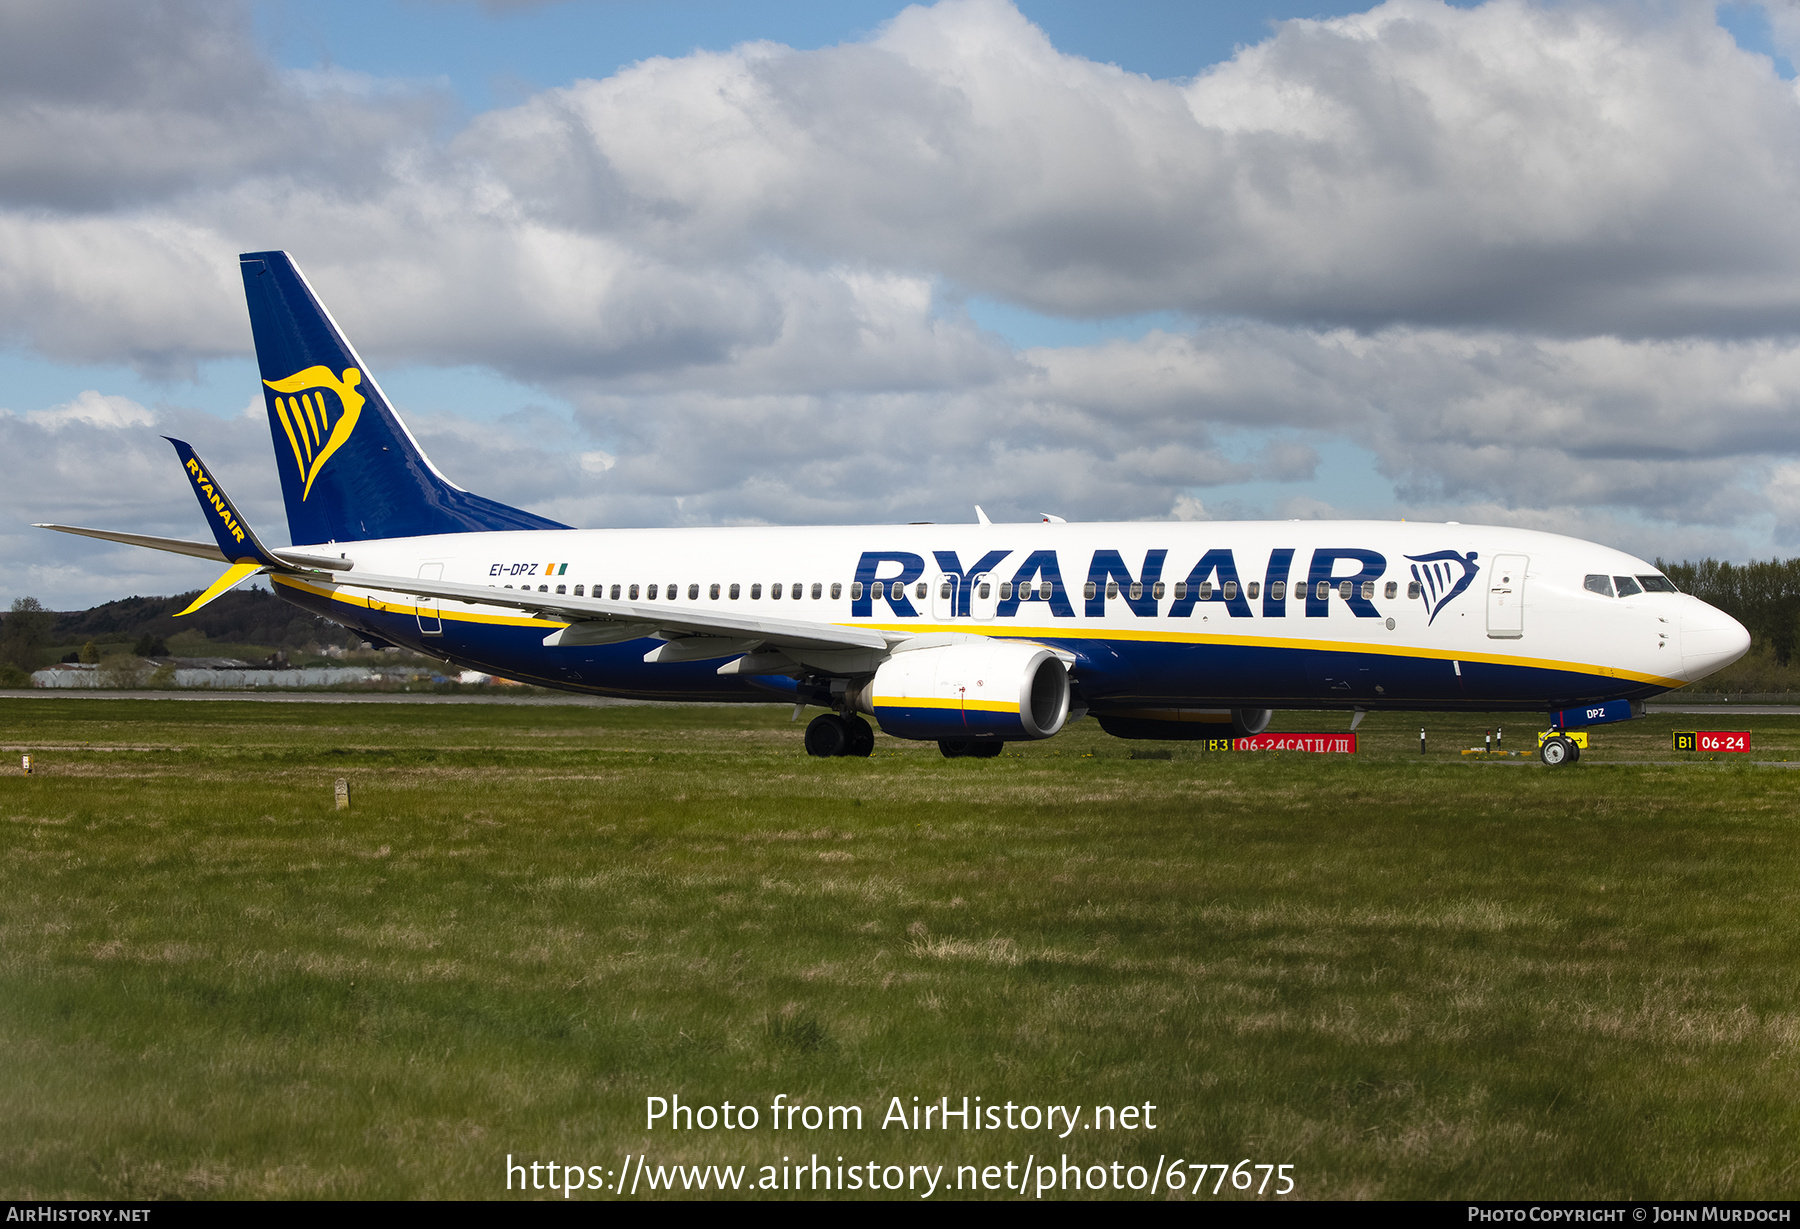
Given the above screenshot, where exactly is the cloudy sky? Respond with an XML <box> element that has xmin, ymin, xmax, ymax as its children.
<box><xmin>5</xmin><ymin>0</ymin><xmax>1800</xmax><ymax>610</ymax></box>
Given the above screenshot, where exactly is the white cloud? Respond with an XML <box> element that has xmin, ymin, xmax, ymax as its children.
<box><xmin>21</xmin><ymin>390</ymin><xmax>154</xmax><ymax>431</ymax></box>
<box><xmin>6</xmin><ymin>0</ymin><xmax>1800</xmax><ymax>609</ymax></box>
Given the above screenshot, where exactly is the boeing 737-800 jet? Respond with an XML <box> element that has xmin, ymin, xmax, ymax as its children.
<box><xmin>37</xmin><ymin>252</ymin><xmax>1750</xmax><ymax>764</ymax></box>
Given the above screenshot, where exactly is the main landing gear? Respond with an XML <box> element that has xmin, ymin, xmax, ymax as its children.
<box><xmin>805</xmin><ymin>713</ymin><xmax>875</xmax><ymax>758</ymax></box>
<box><xmin>1539</xmin><ymin>735</ymin><xmax>1582</xmax><ymax>766</ymax></box>
<box><xmin>938</xmin><ymin>739</ymin><xmax>1003</xmax><ymax>759</ymax></box>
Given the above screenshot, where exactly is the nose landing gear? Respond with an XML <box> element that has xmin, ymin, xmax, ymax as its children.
<box><xmin>1539</xmin><ymin>735</ymin><xmax>1581</xmax><ymax>766</ymax></box>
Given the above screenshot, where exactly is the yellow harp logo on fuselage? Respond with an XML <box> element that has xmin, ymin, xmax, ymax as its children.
<box><xmin>264</xmin><ymin>365</ymin><xmax>365</xmax><ymax>500</ymax></box>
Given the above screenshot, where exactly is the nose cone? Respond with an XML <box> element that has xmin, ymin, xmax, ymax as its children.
<box><xmin>1679</xmin><ymin>598</ymin><xmax>1751</xmax><ymax>683</ymax></box>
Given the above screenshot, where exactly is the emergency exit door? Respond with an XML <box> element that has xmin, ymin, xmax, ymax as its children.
<box><xmin>1486</xmin><ymin>554</ymin><xmax>1526</xmax><ymax>639</ymax></box>
<box><xmin>416</xmin><ymin>562</ymin><xmax>443</xmax><ymax>636</ymax></box>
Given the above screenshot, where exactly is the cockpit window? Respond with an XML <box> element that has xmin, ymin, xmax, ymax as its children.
<box><xmin>1613</xmin><ymin>576</ymin><xmax>1643</xmax><ymax>597</ymax></box>
<box><xmin>1637</xmin><ymin>574</ymin><xmax>1678</xmax><ymax>593</ymax></box>
<box><xmin>1584</xmin><ymin>574</ymin><xmax>1613</xmax><ymax>597</ymax></box>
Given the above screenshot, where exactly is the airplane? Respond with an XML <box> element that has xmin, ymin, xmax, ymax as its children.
<box><xmin>37</xmin><ymin>251</ymin><xmax>1751</xmax><ymax>766</ymax></box>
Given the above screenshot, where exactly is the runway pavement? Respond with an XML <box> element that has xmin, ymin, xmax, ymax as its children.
<box><xmin>3</xmin><ymin>691</ymin><xmax>1798</xmax><ymax>715</ymax></box>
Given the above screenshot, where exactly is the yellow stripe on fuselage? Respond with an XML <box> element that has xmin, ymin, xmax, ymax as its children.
<box><xmin>270</xmin><ymin>576</ymin><xmax>1683</xmax><ymax>689</ymax></box>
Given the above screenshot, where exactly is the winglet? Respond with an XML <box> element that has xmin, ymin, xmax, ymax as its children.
<box><xmin>164</xmin><ymin>438</ymin><xmax>282</xmax><ymax>567</ymax></box>
<box><xmin>176</xmin><ymin>562</ymin><xmax>264</xmax><ymax>616</ymax></box>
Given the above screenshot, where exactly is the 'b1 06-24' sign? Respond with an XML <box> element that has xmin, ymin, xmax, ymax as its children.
<box><xmin>1200</xmin><ymin>734</ymin><xmax>1358</xmax><ymax>753</ymax></box>
<box><xmin>1673</xmin><ymin>731</ymin><xmax>1750</xmax><ymax>753</ymax></box>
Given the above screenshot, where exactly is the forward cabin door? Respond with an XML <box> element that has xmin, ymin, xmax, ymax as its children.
<box><xmin>416</xmin><ymin>562</ymin><xmax>443</xmax><ymax>636</ymax></box>
<box><xmin>1486</xmin><ymin>554</ymin><xmax>1527</xmax><ymax>639</ymax></box>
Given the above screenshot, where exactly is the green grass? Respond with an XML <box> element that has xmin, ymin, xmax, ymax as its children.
<box><xmin>1</xmin><ymin>699</ymin><xmax>1797</xmax><ymax>1200</ymax></box>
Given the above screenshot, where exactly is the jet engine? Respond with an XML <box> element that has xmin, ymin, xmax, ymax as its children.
<box><xmin>853</xmin><ymin>640</ymin><xmax>1070</xmax><ymax>742</ymax></box>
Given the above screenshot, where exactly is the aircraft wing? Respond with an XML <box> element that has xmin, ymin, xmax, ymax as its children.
<box><xmin>34</xmin><ymin>524</ymin><xmax>353</xmax><ymax>572</ymax></box>
<box><xmin>306</xmin><ymin>568</ymin><xmax>896</xmax><ymax>653</ymax></box>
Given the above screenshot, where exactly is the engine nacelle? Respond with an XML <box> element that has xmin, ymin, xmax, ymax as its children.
<box><xmin>854</xmin><ymin>640</ymin><xmax>1071</xmax><ymax>742</ymax></box>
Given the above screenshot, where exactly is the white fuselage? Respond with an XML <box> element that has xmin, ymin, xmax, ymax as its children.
<box><xmin>272</xmin><ymin>519</ymin><xmax>1750</xmax><ymax>713</ymax></box>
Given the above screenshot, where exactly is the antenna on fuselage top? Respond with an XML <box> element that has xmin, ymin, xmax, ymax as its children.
<box><xmin>975</xmin><ymin>505</ymin><xmax>992</xmax><ymax>525</ymax></box>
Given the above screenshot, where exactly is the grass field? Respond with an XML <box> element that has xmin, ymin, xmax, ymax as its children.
<box><xmin>2</xmin><ymin>697</ymin><xmax>1797</xmax><ymax>1200</ymax></box>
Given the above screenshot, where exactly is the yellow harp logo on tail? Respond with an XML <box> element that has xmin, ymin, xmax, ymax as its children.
<box><xmin>263</xmin><ymin>366</ymin><xmax>365</xmax><ymax>500</ymax></box>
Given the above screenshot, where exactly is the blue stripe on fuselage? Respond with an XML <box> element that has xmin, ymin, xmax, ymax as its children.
<box><xmin>272</xmin><ymin>583</ymin><xmax>1659</xmax><ymax>713</ymax></box>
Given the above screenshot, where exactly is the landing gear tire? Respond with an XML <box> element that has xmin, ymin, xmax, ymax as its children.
<box><xmin>805</xmin><ymin>714</ymin><xmax>851</xmax><ymax>758</ymax></box>
<box><xmin>845</xmin><ymin>716</ymin><xmax>875</xmax><ymax>758</ymax></box>
<box><xmin>1540</xmin><ymin>736</ymin><xmax>1574</xmax><ymax>766</ymax></box>
<box><xmin>939</xmin><ymin>739</ymin><xmax>1004</xmax><ymax>759</ymax></box>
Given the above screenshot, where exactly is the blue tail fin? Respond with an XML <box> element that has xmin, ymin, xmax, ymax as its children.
<box><xmin>239</xmin><ymin>251</ymin><xmax>570</xmax><ymax>545</ymax></box>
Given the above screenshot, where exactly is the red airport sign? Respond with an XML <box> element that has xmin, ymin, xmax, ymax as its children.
<box><xmin>1202</xmin><ymin>733</ymin><xmax>1359</xmax><ymax>753</ymax></box>
<box><xmin>1673</xmin><ymin>731</ymin><xmax>1750</xmax><ymax>753</ymax></box>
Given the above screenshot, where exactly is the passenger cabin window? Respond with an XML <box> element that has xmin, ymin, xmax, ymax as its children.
<box><xmin>709</xmin><ymin>583</ymin><xmax>721</xmax><ymax>599</ymax></box>
<box><xmin>1198</xmin><ymin>581</ymin><xmax>1213</xmax><ymax>600</ymax></box>
<box><xmin>1383</xmin><ymin>581</ymin><xmax>1396</xmax><ymax>599</ymax></box>
<box><xmin>1248</xmin><ymin>582</ymin><xmax>1260</xmax><ymax>600</ymax></box>
<box><xmin>771</xmin><ymin>583</ymin><xmax>782</xmax><ymax>599</ymax></box>
<box><xmin>539</xmin><ymin>584</ymin><xmax>549</xmax><ymax>592</ymax></box>
<box><xmin>646</xmin><ymin>584</ymin><xmax>657</xmax><ymax>600</ymax></box>
<box><xmin>978</xmin><ymin>582</ymin><xmax>991</xmax><ymax>599</ymax></box>
<box><xmin>1151</xmin><ymin>581</ymin><xmax>1165</xmax><ymax>600</ymax></box>
<box><xmin>1638</xmin><ymin>575</ymin><xmax>1679</xmax><ymax>593</ymax></box>
<box><xmin>848</xmin><ymin>582</ymin><xmax>861</xmax><ymax>600</ymax></box>
<box><xmin>1613</xmin><ymin>576</ymin><xmax>1643</xmax><ymax>597</ymax></box>
<box><xmin>1174</xmin><ymin>582</ymin><xmax>1188</xmax><ymax>600</ymax></box>
<box><xmin>1271</xmin><ymin>581</ymin><xmax>1286</xmax><ymax>601</ymax></box>
<box><xmin>730</xmin><ymin>583</ymin><xmax>741</xmax><ymax>599</ymax></box>
<box><xmin>1084</xmin><ymin>582</ymin><xmax>1098</xmax><ymax>600</ymax></box>
<box><xmin>1316</xmin><ymin>581</ymin><xmax>1330</xmax><ymax>600</ymax></box>
<box><xmin>1106</xmin><ymin>581</ymin><xmax>1119</xmax><ymax>599</ymax></box>
<box><xmin>1127</xmin><ymin>582</ymin><xmax>1141</xmax><ymax>600</ymax></box>
<box><xmin>610</xmin><ymin>584</ymin><xmax>622</xmax><ymax>600</ymax></box>
<box><xmin>689</xmin><ymin>584</ymin><xmax>700</xmax><ymax>600</ymax></box>
<box><xmin>1361</xmin><ymin>581</ymin><xmax>1375</xmax><ymax>601</ymax></box>
<box><xmin>556</xmin><ymin>584</ymin><xmax>566</xmax><ymax>594</ymax></box>
<box><xmin>999</xmin><ymin>582</ymin><xmax>1013</xmax><ymax>600</ymax></box>
<box><xmin>628</xmin><ymin>584</ymin><xmax>639</xmax><ymax>600</ymax></box>
<box><xmin>1407</xmin><ymin>581</ymin><xmax>1420</xmax><ymax>600</ymax></box>
<box><xmin>915</xmin><ymin>582</ymin><xmax>927</xmax><ymax>600</ymax></box>
<box><xmin>813</xmin><ymin>583</ymin><xmax>823</xmax><ymax>599</ymax></box>
<box><xmin>666</xmin><ymin>582</ymin><xmax>676</xmax><ymax>598</ymax></box>
<box><xmin>1223</xmin><ymin>581</ymin><xmax>1238</xmax><ymax>600</ymax></box>
<box><xmin>1584</xmin><ymin>574</ymin><xmax>1613</xmax><ymax>597</ymax></box>
<box><xmin>1338</xmin><ymin>581</ymin><xmax>1352</xmax><ymax>600</ymax></box>
<box><xmin>573</xmin><ymin>584</ymin><xmax>584</xmax><ymax>596</ymax></box>
<box><xmin>751</xmin><ymin>584</ymin><xmax>763</xmax><ymax>599</ymax></box>
<box><xmin>871</xmin><ymin>581</ymin><xmax>884</xmax><ymax>599</ymax></box>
